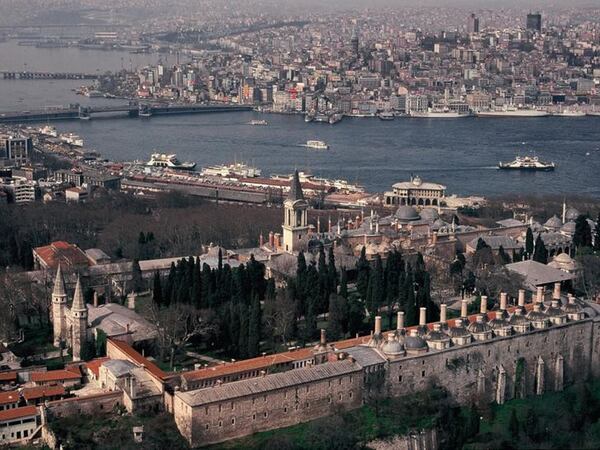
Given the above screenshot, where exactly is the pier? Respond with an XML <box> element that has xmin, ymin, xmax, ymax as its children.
<box><xmin>1</xmin><ymin>71</ymin><xmax>99</xmax><ymax>80</ymax></box>
<box><xmin>0</xmin><ymin>104</ymin><xmax>254</xmax><ymax>123</ymax></box>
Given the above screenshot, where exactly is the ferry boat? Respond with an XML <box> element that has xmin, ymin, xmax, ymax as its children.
<box><xmin>248</xmin><ymin>119</ymin><xmax>268</xmax><ymax>126</ymax></box>
<box><xmin>329</xmin><ymin>113</ymin><xmax>343</xmax><ymax>124</ymax></box>
<box><xmin>146</xmin><ymin>153</ymin><xmax>196</xmax><ymax>171</ymax></box>
<box><xmin>498</xmin><ymin>156</ymin><xmax>556</xmax><ymax>171</ymax></box>
<box><xmin>552</xmin><ymin>109</ymin><xmax>585</xmax><ymax>117</ymax></box>
<box><xmin>270</xmin><ymin>171</ymin><xmax>364</xmax><ymax>193</ymax></box>
<box><xmin>410</xmin><ymin>109</ymin><xmax>469</xmax><ymax>118</ymax></box>
<box><xmin>378</xmin><ymin>112</ymin><xmax>395</xmax><ymax>121</ymax></box>
<box><xmin>201</xmin><ymin>162</ymin><xmax>261</xmax><ymax>178</ymax></box>
<box><xmin>39</xmin><ymin>125</ymin><xmax>58</xmax><ymax>137</ymax></box>
<box><xmin>304</xmin><ymin>140</ymin><xmax>329</xmax><ymax>150</ymax></box>
<box><xmin>477</xmin><ymin>107</ymin><xmax>548</xmax><ymax>118</ymax></box>
<box><xmin>60</xmin><ymin>133</ymin><xmax>84</xmax><ymax>147</ymax></box>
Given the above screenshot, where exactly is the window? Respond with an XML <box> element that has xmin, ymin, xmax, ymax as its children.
<box><xmin>205</xmin><ymin>424</ymin><xmax>209</xmax><ymax>430</ymax></box>
<box><xmin>205</xmin><ymin>407</ymin><xmax>209</xmax><ymax>415</ymax></box>
<box><xmin>305</xmin><ymin>401</ymin><xmax>309</xmax><ymax>408</ymax></box>
<box><xmin>339</xmin><ymin>393</ymin><xmax>343</xmax><ymax>401</ymax></box>
<box><xmin>284</xmin><ymin>407</ymin><xmax>288</xmax><ymax>413</ymax></box>
<box><xmin>350</xmin><ymin>376</ymin><xmax>353</xmax><ymax>383</ymax></box>
<box><xmin>252</xmin><ymin>413</ymin><xmax>256</xmax><ymax>420</ymax></box>
<box><xmin>421</xmin><ymin>370</ymin><xmax>425</xmax><ymax>377</ymax></box>
<box><xmin>306</xmin><ymin>386</ymin><xmax>309</xmax><ymax>393</ymax></box>
<box><xmin>231</xmin><ymin>402</ymin><xmax>234</xmax><ymax>410</ymax></box>
<box><xmin>488</xmin><ymin>350</ymin><xmax>491</xmax><ymax>357</ymax></box>
<box><xmin>264</xmin><ymin>412</ymin><xmax>268</xmax><ymax>418</ymax></box>
<box><xmin>339</xmin><ymin>378</ymin><xmax>342</xmax><ymax>385</ymax></box>
<box><xmin>264</xmin><ymin>395</ymin><xmax>267</xmax><ymax>402</ymax></box>
<box><xmin>422</xmin><ymin>360</ymin><xmax>425</xmax><ymax>365</ymax></box>
<box><xmin>328</xmin><ymin>395</ymin><xmax>332</xmax><ymax>404</ymax></box>
<box><xmin>218</xmin><ymin>421</ymin><xmax>222</xmax><ymax>427</ymax></box>
<box><xmin>231</xmin><ymin>418</ymin><xmax>235</xmax><ymax>425</ymax></box>
<box><xmin>398</xmin><ymin>375</ymin><xmax>403</xmax><ymax>382</ymax></box>
<box><xmin>349</xmin><ymin>391</ymin><xmax>353</xmax><ymax>399</ymax></box>
<box><xmin>218</xmin><ymin>404</ymin><xmax>222</xmax><ymax>413</ymax></box>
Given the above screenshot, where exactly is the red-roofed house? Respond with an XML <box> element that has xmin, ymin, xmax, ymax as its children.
<box><xmin>30</xmin><ymin>369</ymin><xmax>82</xmax><ymax>388</ymax></box>
<box><xmin>85</xmin><ymin>357</ymin><xmax>110</xmax><ymax>382</ymax></box>
<box><xmin>0</xmin><ymin>371</ymin><xmax>17</xmax><ymax>386</ymax></box>
<box><xmin>32</xmin><ymin>241</ymin><xmax>91</xmax><ymax>271</ymax></box>
<box><xmin>0</xmin><ymin>391</ymin><xmax>19</xmax><ymax>411</ymax></box>
<box><xmin>0</xmin><ymin>405</ymin><xmax>40</xmax><ymax>444</ymax></box>
<box><xmin>21</xmin><ymin>385</ymin><xmax>66</xmax><ymax>405</ymax></box>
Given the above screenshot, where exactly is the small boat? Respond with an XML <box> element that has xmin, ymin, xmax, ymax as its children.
<box><xmin>39</xmin><ymin>125</ymin><xmax>58</xmax><ymax>137</ymax></box>
<box><xmin>552</xmin><ymin>109</ymin><xmax>585</xmax><ymax>117</ymax></box>
<box><xmin>498</xmin><ymin>155</ymin><xmax>555</xmax><ymax>171</ymax></box>
<box><xmin>378</xmin><ymin>112</ymin><xmax>395</xmax><ymax>121</ymax></box>
<box><xmin>248</xmin><ymin>119</ymin><xmax>268</xmax><ymax>126</ymax></box>
<box><xmin>60</xmin><ymin>133</ymin><xmax>84</xmax><ymax>147</ymax></box>
<box><xmin>147</xmin><ymin>153</ymin><xmax>196</xmax><ymax>171</ymax></box>
<box><xmin>304</xmin><ymin>140</ymin><xmax>329</xmax><ymax>150</ymax></box>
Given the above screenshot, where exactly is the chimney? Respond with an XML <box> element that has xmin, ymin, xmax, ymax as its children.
<box><xmin>461</xmin><ymin>299</ymin><xmax>468</xmax><ymax>318</ymax></box>
<box><xmin>126</xmin><ymin>323</ymin><xmax>130</xmax><ymax>333</ymax></box>
<box><xmin>375</xmin><ymin>221</ymin><xmax>379</xmax><ymax>234</ymax></box>
<box><xmin>496</xmin><ymin>311</ymin><xmax>504</xmax><ymax>320</ymax></box>
<box><xmin>374</xmin><ymin>316</ymin><xmax>382</xmax><ymax>335</ymax></box>
<box><xmin>320</xmin><ymin>329</ymin><xmax>326</xmax><ymax>346</ymax></box>
<box><xmin>553</xmin><ymin>282</ymin><xmax>561</xmax><ymax>300</ymax></box>
<box><xmin>518</xmin><ymin>289</ymin><xmax>526</xmax><ymax>307</ymax></box>
<box><xmin>440</xmin><ymin>304</ymin><xmax>447</xmax><ymax>323</ymax></box>
<box><xmin>274</xmin><ymin>233</ymin><xmax>281</xmax><ymax>249</ymax></box>
<box><xmin>259</xmin><ymin>234</ymin><xmax>264</xmax><ymax>247</ymax></box>
<box><xmin>433</xmin><ymin>323</ymin><xmax>441</xmax><ymax>332</ymax></box>
<box><xmin>268</xmin><ymin>231</ymin><xmax>274</xmax><ymax>247</ymax></box>
<box><xmin>328</xmin><ymin>216</ymin><xmax>332</xmax><ymax>233</ymax></box>
<box><xmin>431</xmin><ymin>232</ymin><xmax>438</xmax><ymax>246</ymax></box>
<box><xmin>397</xmin><ymin>311</ymin><xmax>405</xmax><ymax>330</ymax></box>
<box><xmin>480</xmin><ymin>296</ymin><xmax>488</xmax><ymax>314</ymax></box>
<box><xmin>500</xmin><ymin>292</ymin><xmax>507</xmax><ymax>310</ymax></box>
<box><xmin>93</xmin><ymin>291</ymin><xmax>99</xmax><ymax>308</ymax></box>
<box><xmin>536</xmin><ymin>286</ymin><xmax>544</xmax><ymax>303</ymax></box>
<box><xmin>419</xmin><ymin>307</ymin><xmax>427</xmax><ymax>326</ymax></box>
<box><xmin>317</xmin><ymin>217</ymin><xmax>321</xmax><ymax>234</ymax></box>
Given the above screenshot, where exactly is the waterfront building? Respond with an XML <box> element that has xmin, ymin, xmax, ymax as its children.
<box><xmin>384</xmin><ymin>176</ymin><xmax>446</xmax><ymax>207</ymax></box>
<box><xmin>0</xmin><ymin>135</ymin><xmax>32</xmax><ymax>167</ymax></box>
<box><xmin>54</xmin><ymin>169</ymin><xmax>121</xmax><ymax>190</ymax></box>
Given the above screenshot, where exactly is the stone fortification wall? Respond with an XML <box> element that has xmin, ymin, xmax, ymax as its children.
<box><xmin>387</xmin><ymin>318</ymin><xmax>595</xmax><ymax>403</ymax></box>
<box><xmin>46</xmin><ymin>391</ymin><xmax>123</xmax><ymax>418</ymax></box>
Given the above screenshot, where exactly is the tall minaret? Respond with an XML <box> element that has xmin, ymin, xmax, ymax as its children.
<box><xmin>51</xmin><ymin>265</ymin><xmax>68</xmax><ymax>347</ymax></box>
<box><xmin>70</xmin><ymin>275</ymin><xmax>88</xmax><ymax>362</ymax></box>
<box><xmin>282</xmin><ymin>170</ymin><xmax>309</xmax><ymax>253</ymax></box>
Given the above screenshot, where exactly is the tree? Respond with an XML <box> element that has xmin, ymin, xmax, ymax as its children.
<box><xmin>264</xmin><ymin>289</ymin><xmax>296</xmax><ymax>348</ymax></box>
<box><xmin>131</xmin><ymin>259</ymin><xmax>144</xmax><ymax>293</ymax></box>
<box><xmin>152</xmin><ymin>270</ymin><xmax>163</xmax><ymax>306</ymax></box>
<box><xmin>327</xmin><ymin>294</ymin><xmax>347</xmax><ymax>341</ymax></box>
<box><xmin>247</xmin><ymin>294</ymin><xmax>261</xmax><ymax>358</ymax></box>
<box><xmin>508</xmin><ymin>408</ymin><xmax>519</xmax><ymax>437</ymax></box>
<box><xmin>347</xmin><ymin>296</ymin><xmax>365</xmax><ymax>337</ymax></box>
<box><xmin>524</xmin><ymin>407</ymin><xmax>539</xmax><ymax>442</ymax></box>
<box><xmin>497</xmin><ymin>245</ymin><xmax>511</xmax><ymax>265</ymax></box>
<box><xmin>532</xmin><ymin>234</ymin><xmax>548</xmax><ymax>264</ymax></box>
<box><xmin>339</xmin><ymin>268</ymin><xmax>348</xmax><ymax>299</ymax></box>
<box><xmin>356</xmin><ymin>246</ymin><xmax>370</xmax><ymax>300</ymax></box>
<box><xmin>574</xmin><ymin>214</ymin><xmax>593</xmax><ymax>250</ymax></box>
<box><xmin>594</xmin><ymin>213</ymin><xmax>600</xmax><ymax>252</ymax></box>
<box><xmin>476</xmin><ymin>238</ymin><xmax>489</xmax><ymax>251</ymax></box>
<box><xmin>525</xmin><ymin>227</ymin><xmax>534</xmax><ymax>258</ymax></box>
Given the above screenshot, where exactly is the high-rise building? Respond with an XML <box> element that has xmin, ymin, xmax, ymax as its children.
<box><xmin>350</xmin><ymin>29</ymin><xmax>359</xmax><ymax>57</ymax></box>
<box><xmin>527</xmin><ymin>13</ymin><xmax>542</xmax><ymax>32</ymax></box>
<box><xmin>467</xmin><ymin>13</ymin><xmax>480</xmax><ymax>34</ymax></box>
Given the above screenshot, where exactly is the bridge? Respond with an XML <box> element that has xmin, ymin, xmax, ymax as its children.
<box><xmin>1</xmin><ymin>71</ymin><xmax>99</xmax><ymax>80</ymax></box>
<box><xmin>0</xmin><ymin>104</ymin><xmax>254</xmax><ymax>123</ymax></box>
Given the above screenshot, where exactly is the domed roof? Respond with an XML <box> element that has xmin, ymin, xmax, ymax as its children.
<box><xmin>426</xmin><ymin>328</ymin><xmax>451</xmax><ymax>343</ymax></box>
<box><xmin>419</xmin><ymin>208</ymin><xmax>439</xmax><ymax>222</ymax></box>
<box><xmin>554</xmin><ymin>252</ymin><xmax>573</xmax><ymax>263</ymax></box>
<box><xmin>565</xmin><ymin>207</ymin><xmax>580</xmax><ymax>221</ymax></box>
<box><xmin>560</xmin><ymin>221</ymin><xmax>576</xmax><ymax>234</ymax></box>
<box><xmin>404</xmin><ymin>330</ymin><xmax>428</xmax><ymax>350</ymax></box>
<box><xmin>527</xmin><ymin>304</ymin><xmax>549</xmax><ymax>321</ymax></box>
<box><xmin>381</xmin><ymin>334</ymin><xmax>404</xmax><ymax>356</ymax></box>
<box><xmin>467</xmin><ymin>317</ymin><xmax>492</xmax><ymax>334</ymax></box>
<box><xmin>545</xmin><ymin>301</ymin><xmax>566</xmax><ymax>318</ymax></box>
<box><xmin>431</xmin><ymin>218</ymin><xmax>448</xmax><ymax>231</ymax></box>
<box><xmin>489</xmin><ymin>312</ymin><xmax>511</xmax><ymax>330</ymax></box>
<box><xmin>447</xmin><ymin>322</ymin><xmax>472</xmax><ymax>338</ymax></box>
<box><xmin>509</xmin><ymin>309</ymin><xmax>531</xmax><ymax>326</ymax></box>
<box><xmin>564</xmin><ymin>301</ymin><xmax>583</xmax><ymax>314</ymax></box>
<box><xmin>544</xmin><ymin>215</ymin><xmax>563</xmax><ymax>229</ymax></box>
<box><xmin>395</xmin><ymin>206</ymin><xmax>420</xmax><ymax>221</ymax></box>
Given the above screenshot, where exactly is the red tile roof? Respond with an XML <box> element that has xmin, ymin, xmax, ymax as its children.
<box><xmin>31</xmin><ymin>369</ymin><xmax>82</xmax><ymax>383</ymax></box>
<box><xmin>0</xmin><ymin>406</ymin><xmax>38</xmax><ymax>422</ymax></box>
<box><xmin>0</xmin><ymin>391</ymin><xmax>19</xmax><ymax>405</ymax></box>
<box><xmin>107</xmin><ymin>339</ymin><xmax>167</xmax><ymax>380</ymax></box>
<box><xmin>0</xmin><ymin>371</ymin><xmax>17</xmax><ymax>382</ymax></box>
<box><xmin>84</xmin><ymin>357</ymin><xmax>110</xmax><ymax>378</ymax></box>
<box><xmin>33</xmin><ymin>241</ymin><xmax>90</xmax><ymax>270</ymax></box>
<box><xmin>22</xmin><ymin>384</ymin><xmax>65</xmax><ymax>401</ymax></box>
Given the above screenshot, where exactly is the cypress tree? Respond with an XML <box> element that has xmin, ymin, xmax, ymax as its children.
<box><xmin>508</xmin><ymin>408</ymin><xmax>519</xmax><ymax>437</ymax></box>
<box><xmin>533</xmin><ymin>234</ymin><xmax>548</xmax><ymax>264</ymax></box>
<box><xmin>403</xmin><ymin>272</ymin><xmax>417</xmax><ymax>326</ymax></box>
<box><xmin>573</xmin><ymin>214</ymin><xmax>593</xmax><ymax>250</ymax></box>
<box><xmin>237</xmin><ymin>303</ymin><xmax>249</xmax><ymax>359</ymax></box>
<box><xmin>318</xmin><ymin>246</ymin><xmax>329</xmax><ymax>313</ymax></box>
<box><xmin>247</xmin><ymin>294</ymin><xmax>261</xmax><ymax>358</ymax></box>
<box><xmin>131</xmin><ymin>259</ymin><xmax>144</xmax><ymax>293</ymax></box>
<box><xmin>594</xmin><ymin>212</ymin><xmax>600</xmax><ymax>252</ymax></box>
<box><xmin>296</xmin><ymin>251</ymin><xmax>308</xmax><ymax>316</ymax></box>
<box><xmin>327</xmin><ymin>294</ymin><xmax>347</xmax><ymax>341</ymax></box>
<box><xmin>347</xmin><ymin>297</ymin><xmax>365</xmax><ymax>337</ymax></box>
<box><xmin>356</xmin><ymin>246</ymin><xmax>370</xmax><ymax>300</ymax></box>
<box><xmin>339</xmin><ymin>268</ymin><xmax>348</xmax><ymax>299</ymax></box>
<box><xmin>152</xmin><ymin>270</ymin><xmax>163</xmax><ymax>306</ymax></box>
<box><xmin>191</xmin><ymin>258</ymin><xmax>202</xmax><ymax>308</ymax></box>
<box><xmin>497</xmin><ymin>245</ymin><xmax>511</xmax><ymax>265</ymax></box>
<box><xmin>327</xmin><ymin>246</ymin><xmax>338</xmax><ymax>293</ymax></box>
<box><xmin>525</xmin><ymin>227</ymin><xmax>534</xmax><ymax>258</ymax></box>
<box><xmin>476</xmin><ymin>237</ymin><xmax>488</xmax><ymax>251</ymax></box>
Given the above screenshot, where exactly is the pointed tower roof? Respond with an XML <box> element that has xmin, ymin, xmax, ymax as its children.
<box><xmin>288</xmin><ymin>170</ymin><xmax>304</xmax><ymax>201</ymax></box>
<box><xmin>52</xmin><ymin>264</ymin><xmax>66</xmax><ymax>297</ymax></box>
<box><xmin>71</xmin><ymin>275</ymin><xmax>86</xmax><ymax>312</ymax></box>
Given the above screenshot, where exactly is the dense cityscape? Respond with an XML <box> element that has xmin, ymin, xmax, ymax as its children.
<box><xmin>0</xmin><ymin>1</ymin><xmax>600</xmax><ymax>449</ymax></box>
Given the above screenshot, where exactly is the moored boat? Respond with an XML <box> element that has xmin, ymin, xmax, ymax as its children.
<box><xmin>304</xmin><ymin>140</ymin><xmax>329</xmax><ymax>150</ymax></box>
<box><xmin>147</xmin><ymin>153</ymin><xmax>196</xmax><ymax>171</ymax></box>
<box><xmin>498</xmin><ymin>155</ymin><xmax>555</xmax><ymax>171</ymax></box>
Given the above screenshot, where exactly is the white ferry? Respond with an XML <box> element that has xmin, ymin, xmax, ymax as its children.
<box><xmin>410</xmin><ymin>109</ymin><xmax>469</xmax><ymax>118</ymax></box>
<box><xmin>378</xmin><ymin>112</ymin><xmax>395</xmax><ymax>121</ymax></box>
<box><xmin>248</xmin><ymin>119</ymin><xmax>268</xmax><ymax>126</ymax></box>
<box><xmin>498</xmin><ymin>156</ymin><xmax>555</xmax><ymax>171</ymax></box>
<box><xmin>552</xmin><ymin>109</ymin><xmax>586</xmax><ymax>117</ymax></box>
<box><xmin>477</xmin><ymin>107</ymin><xmax>548</xmax><ymax>118</ymax></box>
<box><xmin>304</xmin><ymin>140</ymin><xmax>329</xmax><ymax>150</ymax></box>
<box><xmin>39</xmin><ymin>125</ymin><xmax>58</xmax><ymax>137</ymax></box>
<box><xmin>60</xmin><ymin>133</ymin><xmax>84</xmax><ymax>147</ymax></box>
<box><xmin>270</xmin><ymin>171</ymin><xmax>364</xmax><ymax>193</ymax></box>
<box><xmin>146</xmin><ymin>153</ymin><xmax>196</xmax><ymax>171</ymax></box>
<box><xmin>201</xmin><ymin>162</ymin><xmax>261</xmax><ymax>178</ymax></box>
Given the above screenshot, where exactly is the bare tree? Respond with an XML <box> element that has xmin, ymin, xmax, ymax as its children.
<box><xmin>264</xmin><ymin>291</ymin><xmax>296</xmax><ymax>348</ymax></box>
